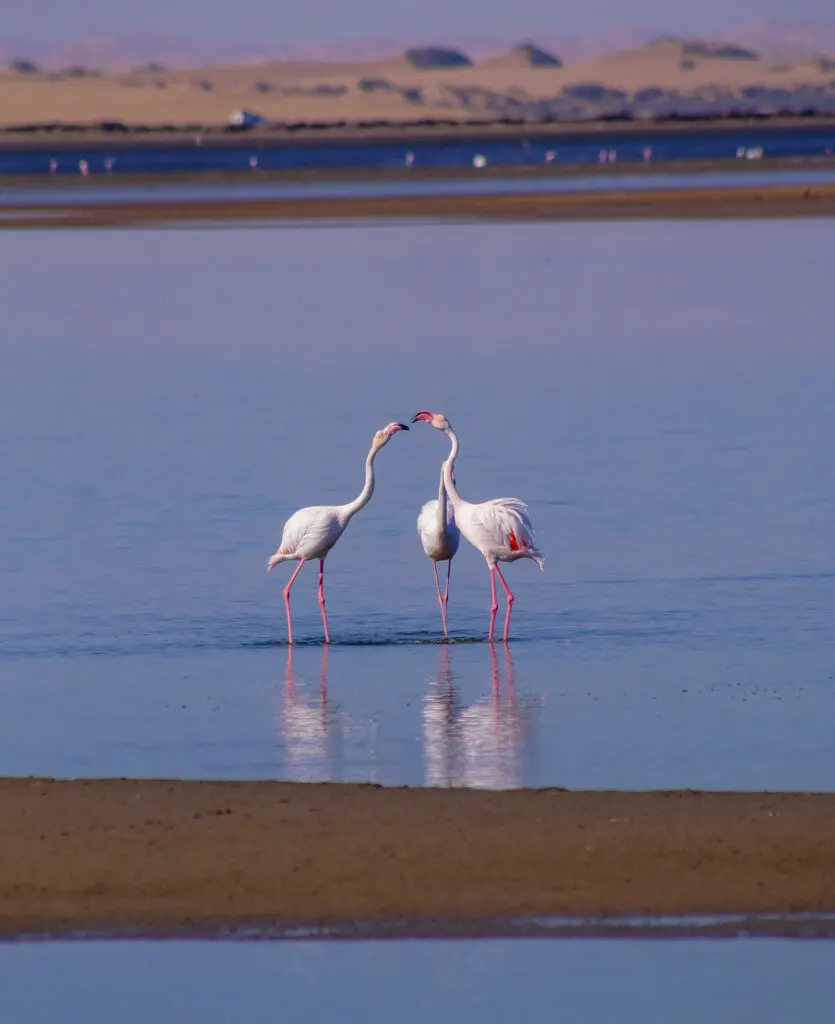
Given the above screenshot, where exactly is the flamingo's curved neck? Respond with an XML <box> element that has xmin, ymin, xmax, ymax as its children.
<box><xmin>436</xmin><ymin>464</ymin><xmax>448</xmax><ymax>529</ymax></box>
<box><xmin>340</xmin><ymin>445</ymin><xmax>378</xmax><ymax>523</ymax></box>
<box><xmin>442</xmin><ymin>428</ymin><xmax>462</xmax><ymax>510</ymax></box>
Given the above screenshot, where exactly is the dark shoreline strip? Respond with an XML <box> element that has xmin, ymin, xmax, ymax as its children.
<box><xmin>2</xmin><ymin>114</ymin><xmax>834</xmax><ymax>151</ymax></box>
<box><xmin>2</xmin><ymin>182</ymin><xmax>834</xmax><ymax>228</ymax></box>
<box><xmin>2</xmin><ymin>779</ymin><xmax>834</xmax><ymax>939</ymax></box>
<box><xmin>9</xmin><ymin>913</ymin><xmax>835</xmax><ymax>943</ymax></box>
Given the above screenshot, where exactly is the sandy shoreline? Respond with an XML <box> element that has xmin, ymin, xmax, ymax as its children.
<box><xmin>2</xmin><ymin>779</ymin><xmax>835</xmax><ymax>939</ymax></box>
<box><xmin>2</xmin><ymin>181</ymin><xmax>834</xmax><ymax>228</ymax></box>
<box><xmin>2</xmin><ymin>115</ymin><xmax>834</xmax><ymax>151</ymax></box>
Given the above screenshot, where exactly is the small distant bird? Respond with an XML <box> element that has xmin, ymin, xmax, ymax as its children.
<box><xmin>416</xmin><ymin>447</ymin><xmax>460</xmax><ymax>636</ymax></box>
<box><xmin>267</xmin><ymin>422</ymin><xmax>409</xmax><ymax>644</ymax></box>
<box><xmin>412</xmin><ymin>411</ymin><xmax>544</xmax><ymax>642</ymax></box>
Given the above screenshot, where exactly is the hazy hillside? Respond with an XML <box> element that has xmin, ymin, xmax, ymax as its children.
<box><xmin>1</xmin><ymin>20</ymin><xmax>834</xmax><ymax>72</ymax></box>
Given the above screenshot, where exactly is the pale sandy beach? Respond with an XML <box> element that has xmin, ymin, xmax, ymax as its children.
<box><xmin>1</xmin><ymin>779</ymin><xmax>834</xmax><ymax>939</ymax></box>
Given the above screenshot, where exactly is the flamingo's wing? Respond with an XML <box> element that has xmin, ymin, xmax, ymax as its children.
<box><xmin>417</xmin><ymin>499</ymin><xmax>439</xmax><ymax>539</ymax></box>
<box><xmin>418</xmin><ymin>498</ymin><xmax>460</xmax><ymax>560</ymax></box>
<box><xmin>278</xmin><ymin>506</ymin><xmax>343</xmax><ymax>559</ymax></box>
<box><xmin>468</xmin><ymin>498</ymin><xmax>538</xmax><ymax>554</ymax></box>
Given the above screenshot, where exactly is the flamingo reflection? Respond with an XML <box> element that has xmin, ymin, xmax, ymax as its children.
<box><xmin>278</xmin><ymin>646</ymin><xmax>343</xmax><ymax>780</ymax></box>
<box><xmin>424</xmin><ymin>644</ymin><xmax>529</xmax><ymax>789</ymax></box>
<box><xmin>423</xmin><ymin>644</ymin><xmax>461</xmax><ymax>785</ymax></box>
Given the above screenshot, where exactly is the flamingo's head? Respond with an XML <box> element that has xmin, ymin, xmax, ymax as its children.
<box><xmin>411</xmin><ymin>410</ymin><xmax>450</xmax><ymax>431</ymax></box>
<box><xmin>372</xmin><ymin>421</ymin><xmax>409</xmax><ymax>452</ymax></box>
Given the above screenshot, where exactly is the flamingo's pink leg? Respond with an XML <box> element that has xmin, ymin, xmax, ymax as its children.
<box><xmin>444</xmin><ymin>560</ymin><xmax>452</xmax><ymax>624</ymax></box>
<box><xmin>282</xmin><ymin>560</ymin><xmax>305</xmax><ymax>645</ymax></box>
<box><xmin>495</xmin><ymin>564</ymin><xmax>515</xmax><ymax>642</ymax></box>
<box><xmin>488</xmin><ymin>565</ymin><xmax>499</xmax><ymax>641</ymax></box>
<box><xmin>433</xmin><ymin>562</ymin><xmax>448</xmax><ymax>636</ymax></box>
<box><xmin>318</xmin><ymin>558</ymin><xmax>331</xmax><ymax>644</ymax></box>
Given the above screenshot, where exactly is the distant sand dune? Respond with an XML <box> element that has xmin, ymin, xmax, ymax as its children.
<box><xmin>1</xmin><ymin>38</ymin><xmax>835</xmax><ymax>127</ymax></box>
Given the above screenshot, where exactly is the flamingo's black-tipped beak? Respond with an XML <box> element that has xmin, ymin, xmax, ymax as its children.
<box><xmin>397</xmin><ymin>423</ymin><xmax>410</xmax><ymax>431</ymax></box>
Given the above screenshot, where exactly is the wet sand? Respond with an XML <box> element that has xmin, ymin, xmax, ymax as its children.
<box><xmin>2</xmin><ymin>779</ymin><xmax>834</xmax><ymax>939</ymax></box>
<box><xmin>2</xmin><ymin>181</ymin><xmax>835</xmax><ymax>228</ymax></box>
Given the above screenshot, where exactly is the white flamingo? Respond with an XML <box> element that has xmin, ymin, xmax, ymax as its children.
<box><xmin>267</xmin><ymin>421</ymin><xmax>409</xmax><ymax>644</ymax></box>
<box><xmin>416</xmin><ymin>447</ymin><xmax>460</xmax><ymax>636</ymax></box>
<box><xmin>412</xmin><ymin>411</ymin><xmax>544</xmax><ymax>641</ymax></box>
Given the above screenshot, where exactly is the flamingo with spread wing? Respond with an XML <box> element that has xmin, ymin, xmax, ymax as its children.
<box><xmin>412</xmin><ymin>411</ymin><xmax>544</xmax><ymax>641</ymax></box>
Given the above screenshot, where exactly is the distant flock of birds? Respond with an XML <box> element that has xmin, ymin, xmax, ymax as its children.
<box><xmin>267</xmin><ymin>411</ymin><xmax>544</xmax><ymax>644</ymax></box>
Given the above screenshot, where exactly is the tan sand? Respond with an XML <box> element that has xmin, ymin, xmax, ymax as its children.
<box><xmin>1</xmin><ymin>779</ymin><xmax>835</xmax><ymax>938</ymax></box>
<box><xmin>1</xmin><ymin>39</ymin><xmax>834</xmax><ymax>127</ymax></box>
<box><xmin>2</xmin><ymin>182</ymin><xmax>834</xmax><ymax>230</ymax></box>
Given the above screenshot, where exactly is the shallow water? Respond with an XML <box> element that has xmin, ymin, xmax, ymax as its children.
<box><xmin>2</xmin><ymin>939</ymin><xmax>834</xmax><ymax>1023</ymax></box>
<box><xmin>2</xmin><ymin>122</ymin><xmax>834</xmax><ymax>178</ymax></box>
<box><xmin>1</xmin><ymin>218</ymin><xmax>834</xmax><ymax>788</ymax></box>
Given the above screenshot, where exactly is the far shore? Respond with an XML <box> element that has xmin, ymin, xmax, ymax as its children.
<box><xmin>2</xmin><ymin>181</ymin><xmax>834</xmax><ymax>229</ymax></box>
<box><xmin>1</xmin><ymin>778</ymin><xmax>835</xmax><ymax>939</ymax></box>
<box><xmin>1</xmin><ymin>114</ymin><xmax>834</xmax><ymax>151</ymax></box>
<box><xmin>2</xmin><ymin>36</ymin><xmax>834</xmax><ymax>133</ymax></box>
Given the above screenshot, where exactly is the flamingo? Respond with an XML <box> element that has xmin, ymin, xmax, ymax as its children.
<box><xmin>416</xmin><ymin>449</ymin><xmax>460</xmax><ymax>636</ymax></box>
<box><xmin>411</xmin><ymin>411</ymin><xmax>544</xmax><ymax>642</ymax></box>
<box><xmin>267</xmin><ymin>421</ymin><xmax>409</xmax><ymax>644</ymax></box>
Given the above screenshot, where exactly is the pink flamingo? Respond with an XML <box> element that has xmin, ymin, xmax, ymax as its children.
<box><xmin>267</xmin><ymin>421</ymin><xmax>409</xmax><ymax>644</ymax></box>
<box><xmin>412</xmin><ymin>411</ymin><xmax>544</xmax><ymax>642</ymax></box>
<box><xmin>416</xmin><ymin>447</ymin><xmax>460</xmax><ymax>636</ymax></box>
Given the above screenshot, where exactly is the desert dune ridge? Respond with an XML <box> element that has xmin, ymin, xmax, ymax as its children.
<box><xmin>2</xmin><ymin>37</ymin><xmax>835</xmax><ymax>128</ymax></box>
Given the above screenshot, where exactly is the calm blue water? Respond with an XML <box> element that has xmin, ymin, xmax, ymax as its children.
<box><xmin>2</xmin><ymin>940</ymin><xmax>834</xmax><ymax>1023</ymax></box>
<box><xmin>1</xmin><ymin>218</ymin><xmax>834</xmax><ymax>788</ymax></box>
<box><xmin>1</xmin><ymin>123</ymin><xmax>834</xmax><ymax>177</ymax></box>
<box><xmin>3</xmin><ymin>165</ymin><xmax>835</xmax><ymax>207</ymax></box>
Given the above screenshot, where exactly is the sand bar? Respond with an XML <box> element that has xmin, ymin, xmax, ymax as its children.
<box><xmin>2</xmin><ymin>181</ymin><xmax>835</xmax><ymax>229</ymax></box>
<box><xmin>2</xmin><ymin>779</ymin><xmax>835</xmax><ymax>939</ymax></box>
